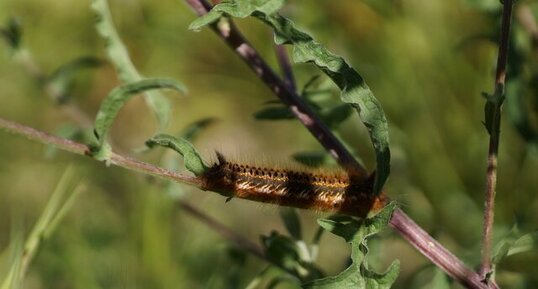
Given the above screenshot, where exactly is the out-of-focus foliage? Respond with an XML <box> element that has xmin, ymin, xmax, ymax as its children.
<box><xmin>0</xmin><ymin>0</ymin><xmax>537</xmax><ymax>288</ymax></box>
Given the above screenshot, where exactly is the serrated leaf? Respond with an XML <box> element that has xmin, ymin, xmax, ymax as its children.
<box><xmin>279</xmin><ymin>207</ymin><xmax>302</xmax><ymax>240</ymax></box>
<box><xmin>189</xmin><ymin>0</ymin><xmax>390</xmax><ymax>195</ymax></box>
<box><xmin>46</xmin><ymin>56</ymin><xmax>103</xmax><ymax>103</ymax></box>
<box><xmin>91</xmin><ymin>0</ymin><xmax>178</xmax><ymax>130</ymax></box>
<box><xmin>254</xmin><ymin>106</ymin><xmax>294</xmax><ymax>120</ymax></box>
<box><xmin>146</xmin><ymin>133</ymin><xmax>207</xmax><ymax>176</ymax></box>
<box><xmin>304</xmin><ymin>203</ymin><xmax>399</xmax><ymax>289</ymax></box>
<box><xmin>92</xmin><ymin>78</ymin><xmax>185</xmax><ymax>149</ymax></box>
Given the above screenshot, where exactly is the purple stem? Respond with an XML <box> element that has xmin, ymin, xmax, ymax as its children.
<box><xmin>183</xmin><ymin>1</ymin><xmax>500</xmax><ymax>288</ymax></box>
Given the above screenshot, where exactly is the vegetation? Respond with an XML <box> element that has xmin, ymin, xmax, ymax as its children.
<box><xmin>1</xmin><ymin>0</ymin><xmax>537</xmax><ymax>288</ymax></box>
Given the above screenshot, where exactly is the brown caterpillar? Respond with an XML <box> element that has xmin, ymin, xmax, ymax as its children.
<box><xmin>200</xmin><ymin>152</ymin><xmax>388</xmax><ymax>217</ymax></box>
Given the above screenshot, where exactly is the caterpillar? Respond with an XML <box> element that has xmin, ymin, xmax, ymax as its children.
<box><xmin>200</xmin><ymin>152</ymin><xmax>388</xmax><ymax>217</ymax></box>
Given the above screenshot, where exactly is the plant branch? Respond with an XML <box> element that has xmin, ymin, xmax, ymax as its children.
<box><xmin>274</xmin><ymin>44</ymin><xmax>296</xmax><ymax>92</ymax></box>
<box><xmin>183</xmin><ymin>1</ymin><xmax>499</xmax><ymax>288</ymax></box>
<box><xmin>480</xmin><ymin>0</ymin><xmax>514</xmax><ymax>282</ymax></box>
<box><xmin>178</xmin><ymin>202</ymin><xmax>266</xmax><ymax>259</ymax></box>
<box><xmin>185</xmin><ymin>0</ymin><xmax>366</xmax><ymax>174</ymax></box>
<box><xmin>0</xmin><ymin>117</ymin><xmax>201</xmax><ymax>188</ymax></box>
<box><xmin>5</xmin><ymin>24</ymin><xmax>270</xmax><ymax>274</ymax></box>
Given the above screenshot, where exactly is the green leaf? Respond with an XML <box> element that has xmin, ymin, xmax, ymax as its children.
<box><xmin>91</xmin><ymin>0</ymin><xmax>179</xmax><ymax>130</ymax></box>
<box><xmin>146</xmin><ymin>133</ymin><xmax>207</xmax><ymax>176</ymax></box>
<box><xmin>92</xmin><ymin>78</ymin><xmax>185</xmax><ymax>149</ymax></box>
<box><xmin>189</xmin><ymin>0</ymin><xmax>286</xmax><ymax>31</ymax></box>
<box><xmin>1</xmin><ymin>168</ymin><xmax>82</xmax><ymax>288</ymax></box>
<box><xmin>321</xmin><ymin>104</ymin><xmax>354</xmax><ymax>128</ymax></box>
<box><xmin>421</xmin><ymin>269</ymin><xmax>450</xmax><ymax>289</ymax></box>
<box><xmin>279</xmin><ymin>207</ymin><xmax>302</xmax><ymax>240</ymax></box>
<box><xmin>189</xmin><ymin>0</ymin><xmax>391</xmax><ymax>195</ymax></box>
<box><xmin>493</xmin><ymin>226</ymin><xmax>538</xmax><ymax>265</ymax></box>
<box><xmin>261</xmin><ymin>231</ymin><xmax>323</xmax><ymax>282</ymax></box>
<box><xmin>483</xmin><ymin>86</ymin><xmax>505</xmax><ymax>136</ymax></box>
<box><xmin>0</xmin><ymin>17</ymin><xmax>22</xmax><ymax>50</ymax></box>
<box><xmin>181</xmin><ymin>117</ymin><xmax>216</xmax><ymax>141</ymax></box>
<box><xmin>46</xmin><ymin>56</ymin><xmax>103</xmax><ymax>103</ymax></box>
<box><xmin>507</xmin><ymin>231</ymin><xmax>538</xmax><ymax>256</ymax></box>
<box><xmin>292</xmin><ymin>151</ymin><xmax>330</xmax><ymax>168</ymax></box>
<box><xmin>304</xmin><ymin>203</ymin><xmax>399</xmax><ymax>289</ymax></box>
<box><xmin>254</xmin><ymin>106</ymin><xmax>294</xmax><ymax>120</ymax></box>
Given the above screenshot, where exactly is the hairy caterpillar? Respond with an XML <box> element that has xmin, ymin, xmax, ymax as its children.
<box><xmin>200</xmin><ymin>153</ymin><xmax>388</xmax><ymax>217</ymax></box>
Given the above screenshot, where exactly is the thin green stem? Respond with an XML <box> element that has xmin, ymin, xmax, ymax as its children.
<box><xmin>480</xmin><ymin>0</ymin><xmax>514</xmax><ymax>282</ymax></box>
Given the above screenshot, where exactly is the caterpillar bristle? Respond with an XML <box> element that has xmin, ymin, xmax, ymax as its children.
<box><xmin>200</xmin><ymin>152</ymin><xmax>387</xmax><ymax>217</ymax></box>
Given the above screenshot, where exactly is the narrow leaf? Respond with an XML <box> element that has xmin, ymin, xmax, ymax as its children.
<box><xmin>279</xmin><ymin>207</ymin><xmax>302</xmax><ymax>240</ymax></box>
<box><xmin>0</xmin><ymin>17</ymin><xmax>22</xmax><ymax>50</ymax></box>
<box><xmin>91</xmin><ymin>0</ymin><xmax>178</xmax><ymax>129</ymax></box>
<box><xmin>146</xmin><ymin>133</ymin><xmax>207</xmax><ymax>176</ymax></box>
<box><xmin>46</xmin><ymin>56</ymin><xmax>103</xmax><ymax>103</ymax></box>
<box><xmin>181</xmin><ymin>117</ymin><xmax>217</xmax><ymax>141</ymax></box>
<box><xmin>92</xmin><ymin>78</ymin><xmax>185</xmax><ymax>148</ymax></box>
<box><xmin>321</xmin><ymin>104</ymin><xmax>354</xmax><ymax>128</ymax></box>
<box><xmin>189</xmin><ymin>1</ymin><xmax>391</xmax><ymax>194</ymax></box>
<box><xmin>292</xmin><ymin>151</ymin><xmax>329</xmax><ymax>168</ymax></box>
<box><xmin>254</xmin><ymin>106</ymin><xmax>294</xmax><ymax>120</ymax></box>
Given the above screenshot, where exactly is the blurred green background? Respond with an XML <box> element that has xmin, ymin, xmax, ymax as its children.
<box><xmin>1</xmin><ymin>0</ymin><xmax>537</xmax><ymax>288</ymax></box>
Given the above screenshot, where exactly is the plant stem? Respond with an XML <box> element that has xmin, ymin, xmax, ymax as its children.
<box><xmin>480</xmin><ymin>0</ymin><xmax>514</xmax><ymax>281</ymax></box>
<box><xmin>185</xmin><ymin>0</ymin><xmax>367</xmax><ymax>175</ymax></box>
<box><xmin>7</xmin><ymin>35</ymin><xmax>269</xmax><ymax>272</ymax></box>
<box><xmin>0</xmin><ymin>117</ymin><xmax>201</xmax><ymax>187</ymax></box>
<box><xmin>274</xmin><ymin>44</ymin><xmax>296</xmax><ymax>92</ymax></box>
<box><xmin>391</xmin><ymin>210</ymin><xmax>497</xmax><ymax>289</ymax></box>
<box><xmin>179</xmin><ymin>202</ymin><xmax>266</xmax><ymax>259</ymax></box>
<box><xmin>183</xmin><ymin>1</ymin><xmax>500</xmax><ymax>288</ymax></box>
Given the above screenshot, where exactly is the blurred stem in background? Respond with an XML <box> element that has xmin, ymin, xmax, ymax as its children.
<box><xmin>1</xmin><ymin>167</ymin><xmax>83</xmax><ymax>289</ymax></box>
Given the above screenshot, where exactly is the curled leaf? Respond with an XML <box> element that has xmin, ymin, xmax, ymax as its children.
<box><xmin>92</xmin><ymin>78</ymin><xmax>185</xmax><ymax>151</ymax></box>
<box><xmin>91</xmin><ymin>0</ymin><xmax>178</xmax><ymax>129</ymax></box>
<box><xmin>146</xmin><ymin>134</ymin><xmax>207</xmax><ymax>176</ymax></box>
